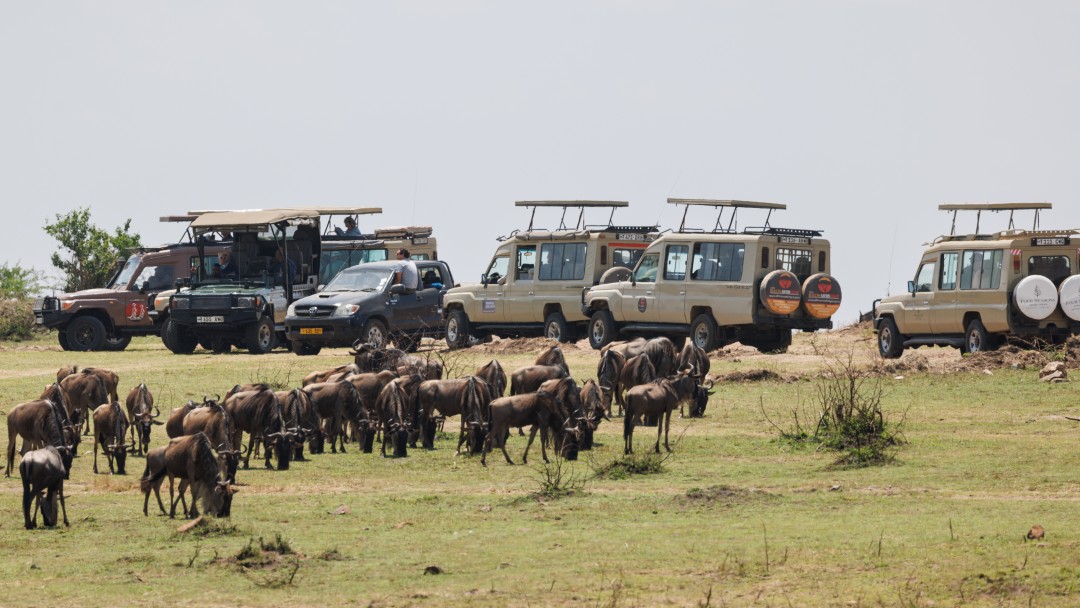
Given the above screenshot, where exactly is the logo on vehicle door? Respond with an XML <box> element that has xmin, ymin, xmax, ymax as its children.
<box><xmin>125</xmin><ymin>302</ymin><xmax>147</xmax><ymax>321</ymax></box>
<box><xmin>637</xmin><ymin>298</ymin><xmax>647</xmax><ymax>313</ymax></box>
<box><xmin>482</xmin><ymin>300</ymin><xmax>496</xmax><ymax>313</ymax></box>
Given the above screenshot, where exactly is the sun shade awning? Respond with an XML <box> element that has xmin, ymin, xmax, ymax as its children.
<box><xmin>938</xmin><ymin>202</ymin><xmax>1052</xmax><ymax>211</ymax></box>
<box><xmin>668</xmin><ymin>199</ymin><xmax>787</xmax><ymax>210</ymax></box>
<box><xmin>515</xmin><ymin>200</ymin><xmax>628</xmax><ymax>208</ymax></box>
<box><xmin>190</xmin><ymin>209</ymin><xmax>319</xmax><ymax>230</ymax></box>
<box><xmin>298</xmin><ymin>206</ymin><xmax>383</xmax><ymax>216</ymax></box>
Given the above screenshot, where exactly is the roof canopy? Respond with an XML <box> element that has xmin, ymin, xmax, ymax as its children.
<box><xmin>190</xmin><ymin>209</ymin><xmax>319</xmax><ymax>230</ymax></box>
<box><xmin>939</xmin><ymin>202</ymin><xmax>1052</xmax><ymax>211</ymax></box>
<box><xmin>298</xmin><ymin>206</ymin><xmax>383</xmax><ymax>216</ymax></box>
<box><xmin>515</xmin><ymin>200</ymin><xmax>628</xmax><ymax>208</ymax></box>
<box><xmin>668</xmin><ymin>198</ymin><xmax>786</xmax><ymax>210</ymax></box>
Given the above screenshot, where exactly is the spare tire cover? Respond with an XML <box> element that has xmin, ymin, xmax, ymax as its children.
<box><xmin>759</xmin><ymin>270</ymin><xmax>802</xmax><ymax>315</ymax></box>
<box><xmin>598</xmin><ymin>266</ymin><xmax>633</xmax><ymax>285</ymax></box>
<box><xmin>1058</xmin><ymin>274</ymin><xmax>1080</xmax><ymax>321</ymax></box>
<box><xmin>802</xmin><ymin>273</ymin><xmax>843</xmax><ymax>320</ymax></box>
<box><xmin>1012</xmin><ymin>275</ymin><xmax>1059</xmax><ymax>320</ymax></box>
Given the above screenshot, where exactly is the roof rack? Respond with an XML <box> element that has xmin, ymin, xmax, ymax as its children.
<box><xmin>515</xmin><ymin>200</ymin><xmax>629</xmax><ymax>231</ymax></box>
<box><xmin>743</xmin><ymin>227</ymin><xmax>823</xmax><ymax>238</ymax></box>
<box><xmin>939</xmin><ymin>202</ymin><xmax>1052</xmax><ymax>235</ymax></box>
<box><xmin>668</xmin><ymin>198</ymin><xmax>787</xmax><ymax>233</ymax></box>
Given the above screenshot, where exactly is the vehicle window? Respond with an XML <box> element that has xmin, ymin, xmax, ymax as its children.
<box><xmin>486</xmin><ymin>256</ymin><xmax>510</xmax><ymax>283</ymax></box>
<box><xmin>189</xmin><ymin>255</ymin><xmax>220</xmax><ymax>277</ymax></box>
<box><xmin>515</xmin><ymin>245</ymin><xmax>537</xmax><ymax>281</ymax></box>
<box><xmin>1028</xmin><ymin>255</ymin><xmax>1071</xmax><ymax>286</ymax></box>
<box><xmin>691</xmin><ymin>242</ymin><xmax>744</xmax><ymax>281</ymax></box>
<box><xmin>132</xmin><ymin>265</ymin><xmax>175</xmax><ymax>291</ymax></box>
<box><xmin>538</xmin><ymin>243</ymin><xmax>587</xmax><ymax>281</ymax></box>
<box><xmin>420</xmin><ymin>266</ymin><xmax>445</xmax><ymax>289</ymax></box>
<box><xmin>960</xmin><ymin>250</ymin><xmax>1003</xmax><ymax>290</ymax></box>
<box><xmin>326</xmin><ymin>268</ymin><xmax>393</xmax><ymax>292</ymax></box>
<box><xmin>634</xmin><ymin>254</ymin><xmax>659</xmax><ymax>283</ymax></box>
<box><xmin>776</xmin><ymin>248</ymin><xmax>813</xmax><ymax>280</ymax></box>
<box><xmin>611</xmin><ymin>247</ymin><xmax>643</xmax><ymax>269</ymax></box>
<box><xmin>320</xmin><ymin>249</ymin><xmax>388</xmax><ymax>285</ymax></box>
<box><xmin>112</xmin><ymin>255</ymin><xmax>144</xmax><ymax>288</ymax></box>
<box><xmin>939</xmin><ymin>252</ymin><xmax>958</xmax><ymax>290</ymax></box>
<box><xmin>914</xmin><ymin>262</ymin><xmax>935</xmax><ymax>292</ymax></box>
<box><xmin>664</xmin><ymin>245</ymin><xmax>689</xmax><ymax>281</ymax></box>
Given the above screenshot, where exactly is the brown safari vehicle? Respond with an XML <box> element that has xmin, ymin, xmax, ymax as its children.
<box><xmin>442</xmin><ymin>200</ymin><xmax>659</xmax><ymax>347</ymax></box>
<box><xmin>874</xmin><ymin>203</ymin><xmax>1080</xmax><ymax>358</ymax></box>
<box><xmin>582</xmin><ymin>199</ymin><xmax>841</xmax><ymax>352</ymax></box>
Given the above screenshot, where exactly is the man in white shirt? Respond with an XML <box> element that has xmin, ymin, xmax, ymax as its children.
<box><xmin>394</xmin><ymin>248</ymin><xmax>419</xmax><ymax>294</ymax></box>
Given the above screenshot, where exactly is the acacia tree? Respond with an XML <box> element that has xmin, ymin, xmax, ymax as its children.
<box><xmin>0</xmin><ymin>262</ymin><xmax>43</xmax><ymax>299</ymax></box>
<box><xmin>43</xmin><ymin>208</ymin><xmax>142</xmax><ymax>292</ymax></box>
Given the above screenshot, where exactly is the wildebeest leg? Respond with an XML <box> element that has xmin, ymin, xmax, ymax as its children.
<box><xmin>664</xmin><ymin>409</ymin><xmax>673</xmax><ymax>452</ymax></box>
<box><xmin>42</xmin><ymin>487</ymin><xmax>58</xmax><ymax>527</ymax></box>
<box><xmin>623</xmin><ymin>407</ymin><xmax>634</xmax><ymax>455</ymax></box>
<box><xmin>243</xmin><ymin>433</ymin><xmax>256</xmax><ymax>469</ymax></box>
<box><xmin>170</xmin><ymin>480</ymin><xmax>184</xmax><ymax>518</ymax></box>
<box><xmin>6</xmin><ymin>428</ymin><xmax>17</xmax><ymax>477</ymax></box>
<box><xmin>654</xmin><ymin>410</ymin><xmax>663</xmax><ymax>453</ymax></box>
<box><xmin>456</xmin><ymin>418</ymin><xmax>467</xmax><ymax>455</ymax></box>
<box><xmin>93</xmin><ymin>434</ymin><xmax>101</xmax><ymax>474</ymax></box>
<box><xmin>500</xmin><ymin>428</ymin><xmax>515</xmax><ymax>465</ymax></box>
<box><xmin>22</xmin><ymin>476</ymin><xmax>35</xmax><ymax>529</ymax></box>
<box><xmin>169</xmin><ymin>475</ymin><xmax>188</xmax><ymax>517</ymax></box>
<box><xmin>57</xmin><ymin>481</ymin><xmax>69</xmax><ymax>527</ymax></box>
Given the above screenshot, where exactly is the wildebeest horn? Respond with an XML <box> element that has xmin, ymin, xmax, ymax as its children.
<box><xmin>702</xmin><ymin>375</ymin><xmax>715</xmax><ymax>389</ymax></box>
<box><xmin>151</xmin><ymin>405</ymin><xmax>161</xmax><ymax>418</ymax></box>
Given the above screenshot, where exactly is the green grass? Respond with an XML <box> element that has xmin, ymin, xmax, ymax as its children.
<box><xmin>1</xmin><ymin>334</ymin><xmax>1079</xmax><ymax>606</ymax></box>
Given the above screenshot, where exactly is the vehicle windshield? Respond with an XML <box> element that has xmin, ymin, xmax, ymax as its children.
<box><xmin>110</xmin><ymin>254</ymin><xmax>144</xmax><ymax>289</ymax></box>
<box><xmin>325</xmin><ymin>267</ymin><xmax>393</xmax><ymax>292</ymax></box>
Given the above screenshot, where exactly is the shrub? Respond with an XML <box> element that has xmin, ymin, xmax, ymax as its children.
<box><xmin>0</xmin><ymin>299</ymin><xmax>36</xmax><ymax>341</ymax></box>
<box><xmin>814</xmin><ymin>349</ymin><xmax>903</xmax><ymax>467</ymax></box>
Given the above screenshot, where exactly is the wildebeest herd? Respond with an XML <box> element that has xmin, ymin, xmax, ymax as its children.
<box><xmin>5</xmin><ymin>337</ymin><xmax>714</xmax><ymax>529</ymax></box>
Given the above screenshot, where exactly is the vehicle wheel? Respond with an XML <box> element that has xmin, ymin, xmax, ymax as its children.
<box><xmin>211</xmin><ymin>336</ymin><xmax>232</xmax><ymax>353</ymax></box>
<box><xmin>66</xmin><ymin>317</ymin><xmax>107</xmax><ymax>351</ymax></box>
<box><xmin>245</xmin><ymin>317</ymin><xmax>276</xmax><ymax>354</ymax></box>
<box><xmin>103</xmin><ymin>334</ymin><xmax>132</xmax><ymax>351</ymax></box>
<box><xmin>963</xmin><ymin>319</ymin><xmax>993</xmax><ymax>354</ymax></box>
<box><xmin>57</xmin><ymin>331</ymin><xmax>71</xmax><ymax>351</ymax></box>
<box><xmin>164</xmin><ymin>319</ymin><xmax>198</xmax><ymax>354</ymax></box>
<box><xmin>588</xmin><ymin>310</ymin><xmax>616</xmax><ymax>349</ymax></box>
<box><xmin>445</xmin><ymin>311</ymin><xmax>470</xmax><ymax>349</ymax></box>
<box><xmin>877</xmin><ymin>317</ymin><xmax>904</xmax><ymax>359</ymax></box>
<box><xmin>361</xmin><ymin>319</ymin><xmax>389</xmax><ymax>349</ymax></box>
<box><xmin>544</xmin><ymin>312</ymin><xmax>573</xmax><ymax>343</ymax></box>
<box><xmin>753</xmin><ymin>330</ymin><xmax>793</xmax><ymax>354</ymax></box>
<box><xmin>290</xmin><ymin>339</ymin><xmax>321</xmax><ymax>356</ymax></box>
<box><xmin>690</xmin><ymin>313</ymin><xmax>721</xmax><ymax>352</ymax></box>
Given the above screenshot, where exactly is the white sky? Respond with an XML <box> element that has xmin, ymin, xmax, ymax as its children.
<box><xmin>3</xmin><ymin>1</ymin><xmax>1079</xmax><ymax>324</ymax></box>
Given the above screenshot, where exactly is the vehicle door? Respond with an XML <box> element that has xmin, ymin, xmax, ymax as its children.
<box><xmin>397</xmin><ymin>262</ymin><xmax>446</xmax><ymax>333</ymax></box>
<box><xmin>620</xmin><ymin>252</ymin><xmax>661</xmax><ymax>323</ymax></box>
<box><xmin>477</xmin><ymin>255</ymin><xmax>510</xmax><ymax>323</ymax></box>
<box><xmin>656</xmin><ymin>243</ymin><xmax>690</xmax><ymax>323</ymax></box>
<box><xmin>531</xmin><ymin>241</ymin><xmax>590</xmax><ymax>323</ymax></box>
<box><xmin>931</xmin><ymin>251</ymin><xmax>960</xmax><ymax>333</ymax></box>
<box><xmin>125</xmin><ymin>263</ymin><xmax>180</xmax><ymax>329</ymax></box>
<box><xmin>902</xmin><ymin>258</ymin><xmax>936</xmax><ymax>334</ymax></box>
<box><xmin>502</xmin><ymin>245</ymin><xmax>538</xmax><ymax>323</ymax></box>
<box><xmin>688</xmin><ymin>241</ymin><xmax>751</xmax><ymax>325</ymax></box>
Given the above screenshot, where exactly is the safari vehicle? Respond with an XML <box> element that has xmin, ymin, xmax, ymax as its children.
<box><xmin>441</xmin><ymin>201</ymin><xmax>659</xmax><ymax>348</ymax></box>
<box><xmin>873</xmin><ymin>203</ymin><xmax>1080</xmax><ymax>358</ymax></box>
<box><xmin>582</xmin><ymin>199</ymin><xmax>842</xmax><ymax>352</ymax></box>
<box><xmin>34</xmin><ymin>220</ymin><xmax>229</xmax><ymax>351</ymax></box>
<box><xmin>165</xmin><ymin>208</ymin><xmax>327</xmax><ymax>354</ymax></box>
<box><xmin>285</xmin><ymin>259</ymin><xmax>454</xmax><ymax>355</ymax></box>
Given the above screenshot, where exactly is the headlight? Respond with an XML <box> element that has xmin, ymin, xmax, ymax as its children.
<box><xmin>172</xmin><ymin>297</ymin><xmax>190</xmax><ymax>310</ymax></box>
<box><xmin>236</xmin><ymin>296</ymin><xmax>257</xmax><ymax>308</ymax></box>
<box><xmin>60</xmin><ymin>300</ymin><xmax>75</xmax><ymax>311</ymax></box>
<box><xmin>286</xmin><ymin>303</ymin><xmax>296</xmax><ymax>317</ymax></box>
<box><xmin>334</xmin><ymin>303</ymin><xmax>360</xmax><ymax>317</ymax></box>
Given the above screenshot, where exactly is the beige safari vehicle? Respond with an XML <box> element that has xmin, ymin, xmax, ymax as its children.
<box><xmin>442</xmin><ymin>201</ymin><xmax>659</xmax><ymax>347</ymax></box>
<box><xmin>874</xmin><ymin>203</ymin><xmax>1080</xmax><ymax>358</ymax></box>
<box><xmin>582</xmin><ymin>199</ymin><xmax>841</xmax><ymax>352</ymax></box>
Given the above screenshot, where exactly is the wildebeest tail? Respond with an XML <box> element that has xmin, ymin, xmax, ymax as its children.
<box><xmin>140</xmin><ymin>462</ymin><xmax>166</xmax><ymax>494</ymax></box>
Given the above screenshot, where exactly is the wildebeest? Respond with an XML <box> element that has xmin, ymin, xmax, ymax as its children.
<box><xmin>578</xmin><ymin>379</ymin><xmax>609</xmax><ymax>450</ymax></box>
<box><xmin>534</xmin><ymin>344</ymin><xmax>570</xmax><ymax>375</ymax></box>
<box><xmin>596</xmin><ymin>348</ymin><xmax>625</xmax><ymax>415</ymax></box>
<box><xmin>180</xmin><ymin>399</ymin><xmax>240</xmax><ymax>482</ymax></box>
<box><xmin>125</xmin><ymin>383</ymin><xmax>160</xmax><ymax>456</ymax></box>
<box><xmin>538</xmin><ymin>376</ymin><xmax>586</xmax><ymax>460</ymax></box>
<box><xmin>140</xmin><ymin>446</ymin><xmax>173</xmax><ymax>516</ymax></box>
<box><xmin>5</xmin><ymin>393</ymin><xmax>75</xmax><ymax>476</ymax></box>
<box><xmin>303</xmin><ymin>380</ymin><xmax>368</xmax><ymax>453</ymax></box>
<box><xmin>277</xmin><ymin>388</ymin><xmax>319</xmax><ymax>459</ymax></box>
<box><xmin>510</xmin><ymin>364</ymin><xmax>568</xmax><ymax>396</ymax></box>
<box><xmin>416</xmin><ymin>375</ymin><xmax>496</xmax><ymax>452</ymax></box>
<box><xmin>57</xmin><ymin>365</ymin><xmax>119</xmax><ymax>403</ymax></box>
<box><xmin>352</xmin><ymin>343</ymin><xmax>443</xmax><ymax>379</ymax></box>
<box><xmin>20</xmin><ymin>445</ymin><xmax>73</xmax><ymax>529</ymax></box>
<box><xmin>676</xmin><ymin>342</ymin><xmax>711</xmax><ymax>377</ymax></box>
<box><xmin>618</xmin><ymin>354</ymin><xmax>656</xmax><ymax>415</ymax></box>
<box><xmin>58</xmin><ymin>369</ymin><xmax>111</xmax><ymax>436</ymax></box>
<box><xmin>302</xmin><ymin>363</ymin><xmax>360</xmax><ymax>387</ymax></box>
<box><xmin>643</xmin><ymin>337</ymin><xmax>679</xmax><ymax>378</ymax></box>
<box><xmin>482</xmin><ymin>380</ymin><xmax>573</xmax><ymax>466</ymax></box>
<box><xmin>344</xmin><ymin>370</ymin><xmax>399</xmax><ymax>443</ymax></box>
<box><xmin>92</xmin><ymin>401</ymin><xmax>132</xmax><ymax>475</ymax></box>
<box><xmin>139</xmin><ymin>433</ymin><xmax>237</xmax><ymax>519</ymax></box>
<box><xmin>375</xmin><ymin>377</ymin><xmax>420</xmax><ymax>458</ymax></box>
<box><xmin>623</xmin><ymin>370</ymin><xmax>712</xmax><ymax>454</ymax></box>
<box><xmin>166</xmin><ymin>399</ymin><xmax>201</xmax><ymax>439</ymax></box>
<box><xmin>475</xmin><ymin>359</ymin><xmax>507</xmax><ymax>399</ymax></box>
<box><xmin>604</xmin><ymin>337</ymin><xmax>647</xmax><ymax>360</ymax></box>
<box><xmin>223</xmin><ymin>386</ymin><xmax>292</xmax><ymax>470</ymax></box>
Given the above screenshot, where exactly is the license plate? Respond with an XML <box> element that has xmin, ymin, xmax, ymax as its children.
<box><xmin>197</xmin><ymin>316</ymin><xmax>224</xmax><ymax>323</ymax></box>
<box><xmin>300</xmin><ymin>327</ymin><xmax>323</xmax><ymax>335</ymax></box>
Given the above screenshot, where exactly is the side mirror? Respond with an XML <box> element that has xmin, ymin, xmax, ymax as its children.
<box><xmin>907</xmin><ymin>280</ymin><xmax>916</xmax><ymax>295</ymax></box>
<box><xmin>390</xmin><ymin>284</ymin><xmax>407</xmax><ymax>295</ymax></box>
<box><xmin>175</xmin><ymin>277</ymin><xmax>191</xmax><ymax>289</ymax></box>
<box><xmin>139</xmin><ymin>280</ymin><xmax>150</xmax><ymax>294</ymax></box>
<box><xmin>480</xmin><ymin>272</ymin><xmax>488</xmax><ymax>287</ymax></box>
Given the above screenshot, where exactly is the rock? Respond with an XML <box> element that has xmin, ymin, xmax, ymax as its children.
<box><xmin>1027</xmin><ymin>524</ymin><xmax>1045</xmax><ymax>540</ymax></box>
<box><xmin>1040</xmin><ymin>362</ymin><xmax>1068</xmax><ymax>381</ymax></box>
<box><xmin>176</xmin><ymin>516</ymin><xmax>206</xmax><ymax>533</ymax></box>
<box><xmin>424</xmin><ymin>565</ymin><xmax>444</xmax><ymax>575</ymax></box>
<box><xmin>1040</xmin><ymin>371</ymin><xmax>1067</xmax><ymax>383</ymax></box>
<box><xmin>983</xmin><ymin>369</ymin><xmax>993</xmax><ymax>375</ymax></box>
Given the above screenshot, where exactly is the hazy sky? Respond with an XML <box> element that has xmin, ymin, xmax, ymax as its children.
<box><xmin>3</xmin><ymin>1</ymin><xmax>1079</xmax><ymax>324</ymax></box>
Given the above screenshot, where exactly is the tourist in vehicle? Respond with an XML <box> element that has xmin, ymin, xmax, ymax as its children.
<box><xmin>334</xmin><ymin>216</ymin><xmax>362</xmax><ymax>237</ymax></box>
<box><xmin>218</xmin><ymin>251</ymin><xmax>238</xmax><ymax>278</ymax></box>
<box><xmin>270</xmin><ymin>248</ymin><xmax>297</xmax><ymax>285</ymax></box>
<box><xmin>394</xmin><ymin>248</ymin><xmax>418</xmax><ymax>294</ymax></box>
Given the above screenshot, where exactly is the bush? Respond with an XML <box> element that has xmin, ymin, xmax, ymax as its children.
<box><xmin>814</xmin><ymin>350</ymin><xmax>903</xmax><ymax>467</ymax></box>
<box><xmin>0</xmin><ymin>299</ymin><xmax>36</xmax><ymax>341</ymax></box>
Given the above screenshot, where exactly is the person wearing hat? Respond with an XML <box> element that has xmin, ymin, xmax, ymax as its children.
<box><xmin>394</xmin><ymin>248</ymin><xmax>418</xmax><ymax>294</ymax></box>
<box><xmin>334</xmin><ymin>216</ymin><xmax>362</xmax><ymax>237</ymax></box>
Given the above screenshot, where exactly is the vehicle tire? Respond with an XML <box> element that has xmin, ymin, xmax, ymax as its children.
<box><xmin>211</xmin><ymin>336</ymin><xmax>232</xmax><ymax>354</ymax></box>
<box><xmin>164</xmin><ymin>319</ymin><xmax>198</xmax><ymax>354</ymax></box>
<box><xmin>103</xmin><ymin>334</ymin><xmax>132</xmax><ymax>351</ymax></box>
<box><xmin>588</xmin><ymin>310</ymin><xmax>617</xmax><ymax>349</ymax></box>
<box><xmin>877</xmin><ymin>317</ymin><xmax>904</xmax><ymax>359</ymax></box>
<box><xmin>963</xmin><ymin>319</ymin><xmax>993</xmax><ymax>355</ymax></box>
<box><xmin>753</xmin><ymin>330</ymin><xmax>793</xmax><ymax>354</ymax></box>
<box><xmin>66</xmin><ymin>316</ymin><xmax>107</xmax><ymax>352</ymax></box>
<box><xmin>544</xmin><ymin>312</ymin><xmax>573</xmax><ymax>343</ymax></box>
<box><xmin>690</xmin><ymin>313</ymin><xmax>721</xmax><ymax>352</ymax></box>
<box><xmin>361</xmin><ymin>319</ymin><xmax>389</xmax><ymax>349</ymax></box>
<box><xmin>445</xmin><ymin>311</ymin><xmax>470</xmax><ymax>349</ymax></box>
<box><xmin>245</xmin><ymin>317</ymin><xmax>276</xmax><ymax>354</ymax></box>
<box><xmin>290</xmin><ymin>339</ymin><xmax>321</xmax><ymax>356</ymax></box>
<box><xmin>57</xmin><ymin>331</ymin><xmax>71</xmax><ymax>351</ymax></box>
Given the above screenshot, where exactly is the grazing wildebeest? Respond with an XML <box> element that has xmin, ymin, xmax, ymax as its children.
<box><xmin>617</xmin><ymin>354</ymin><xmax>656</xmax><ymax>414</ymax></box>
<box><xmin>416</xmin><ymin>375</ymin><xmax>497</xmax><ymax>451</ymax></box>
<box><xmin>37</xmin><ymin>383</ymin><xmax>80</xmax><ymax>453</ymax></box>
<box><xmin>277</xmin><ymin>388</ymin><xmax>319</xmax><ymax>459</ymax></box>
<box><xmin>302</xmin><ymin>363</ymin><xmax>360</xmax><ymax>387</ymax></box>
<box><xmin>140</xmin><ymin>446</ymin><xmax>172</xmax><ymax>516</ymax></box>
<box><xmin>125</xmin><ymin>383</ymin><xmax>161</xmax><ymax>456</ymax></box>
<box><xmin>303</xmin><ymin>380</ymin><xmax>368</xmax><ymax>454</ymax></box>
<box><xmin>596</xmin><ymin>348</ymin><xmax>625</xmax><ymax>415</ymax></box>
<box><xmin>20</xmin><ymin>445</ymin><xmax>73</xmax><ymax>529</ymax></box>
<box><xmin>345</xmin><ymin>370</ymin><xmax>399</xmax><ymax>439</ymax></box>
<box><xmin>352</xmin><ymin>343</ymin><xmax>443</xmax><ymax>379</ymax></box>
<box><xmin>223</xmin><ymin>387</ymin><xmax>292</xmax><ymax>470</ymax></box>
<box><xmin>482</xmin><ymin>381</ymin><xmax>573</xmax><ymax>466</ymax></box>
<box><xmin>604</xmin><ymin>337</ymin><xmax>647</xmax><ymax>360</ymax></box>
<box><xmin>6</xmin><ymin>393</ymin><xmax>76</xmax><ymax>477</ymax></box>
<box><xmin>139</xmin><ymin>433</ymin><xmax>237</xmax><ymax>519</ymax></box>
<box><xmin>58</xmin><ymin>369</ymin><xmax>110</xmax><ymax>436</ymax></box>
<box><xmin>57</xmin><ymin>365</ymin><xmax>119</xmax><ymax>403</ymax></box>
<box><xmin>676</xmin><ymin>342</ymin><xmax>711</xmax><ymax>377</ymax></box>
<box><xmin>181</xmin><ymin>399</ymin><xmax>240</xmax><ymax>483</ymax></box>
<box><xmin>475</xmin><ymin>359</ymin><xmax>507</xmax><ymax>399</ymax></box>
<box><xmin>509</xmin><ymin>364</ymin><xmax>569</xmax><ymax>396</ymax></box>
<box><xmin>623</xmin><ymin>370</ymin><xmax>713</xmax><ymax>454</ymax></box>
<box><xmin>534</xmin><ymin>344</ymin><xmax>570</xmax><ymax>375</ymax></box>
<box><xmin>578</xmin><ymin>379</ymin><xmax>609</xmax><ymax>450</ymax></box>
<box><xmin>644</xmin><ymin>337</ymin><xmax>679</xmax><ymax>378</ymax></box>
<box><xmin>376</xmin><ymin>377</ymin><xmax>420</xmax><ymax>458</ymax></box>
<box><xmin>538</xmin><ymin>376</ymin><xmax>586</xmax><ymax>460</ymax></box>
<box><xmin>166</xmin><ymin>399</ymin><xmax>202</xmax><ymax>439</ymax></box>
<box><xmin>92</xmin><ymin>402</ymin><xmax>132</xmax><ymax>474</ymax></box>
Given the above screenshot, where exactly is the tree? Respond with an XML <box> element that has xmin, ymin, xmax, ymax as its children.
<box><xmin>0</xmin><ymin>262</ymin><xmax>43</xmax><ymax>300</ymax></box>
<box><xmin>43</xmin><ymin>208</ymin><xmax>142</xmax><ymax>292</ymax></box>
